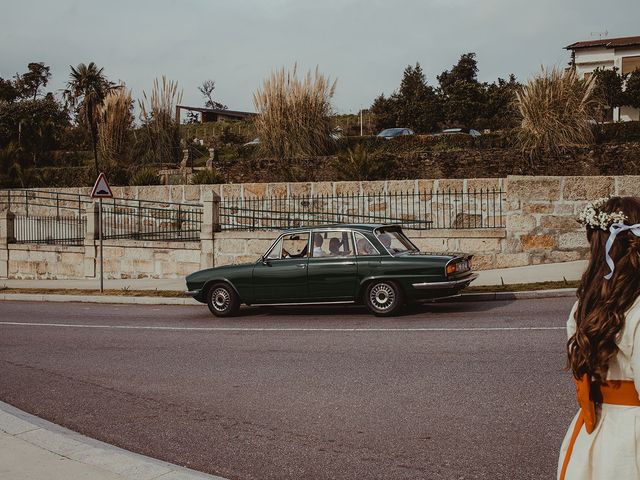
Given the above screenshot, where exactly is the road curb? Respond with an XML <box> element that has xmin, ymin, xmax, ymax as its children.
<box><xmin>0</xmin><ymin>288</ymin><xmax>577</xmax><ymax>305</ymax></box>
<box><xmin>0</xmin><ymin>400</ymin><xmax>227</xmax><ymax>480</ymax></box>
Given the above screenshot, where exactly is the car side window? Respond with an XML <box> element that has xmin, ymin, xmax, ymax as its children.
<box><xmin>280</xmin><ymin>233</ymin><xmax>309</xmax><ymax>259</ymax></box>
<box><xmin>265</xmin><ymin>237</ymin><xmax>283</xmax><ymax>260</ymax></box>
<box><xmin>354</xmin><ymin>232</ymin><xmax>380</xmax><ymax>256</ymax></box>
<box><xmin>311</xmin><ymin>231</ymin><xmax>354</xmax><ymax>258</ymax></box>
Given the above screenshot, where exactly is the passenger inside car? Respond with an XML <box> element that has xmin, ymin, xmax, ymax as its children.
<box><xmin>313</xmin><ymin>234</ymin><xmax>326</xmax><ymax>257</ymax></box>
<box><xmin>328</xmin><ymin>238</ymin><xmax>341</xmax><ymax>256</ymax></box>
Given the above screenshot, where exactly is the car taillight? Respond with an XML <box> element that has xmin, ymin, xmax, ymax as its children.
<box><xmin>447</xmin><ymin>260</ymin><xmax>471</xmax><ymax>276</ymax></box>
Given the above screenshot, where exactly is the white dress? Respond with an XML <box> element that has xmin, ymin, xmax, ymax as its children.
<box><xmin>558</xmin><ymin>296</ymin><xmax>640</xmax><ymax>479</ymax></box>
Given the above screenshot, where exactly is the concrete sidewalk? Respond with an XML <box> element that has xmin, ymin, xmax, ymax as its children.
<box><xmin>0</xmin><ymin>260</ymin><xmax>587</xmax><ymax>291</ymax></box>
<box><xmin>0</xmin><ymin>401</ymin><xmax>226</xmax><ymax>480</ymax></box>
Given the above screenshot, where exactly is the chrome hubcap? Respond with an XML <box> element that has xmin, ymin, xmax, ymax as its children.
<box><xmin>211</xmin><ymin>287</ymin><xmax>231</xmax><ymax>311</ymax></box>
<box><xmin>369</xmin><ymin>283</ymin><xmax>395</xmax><ymax>311</ymax></box>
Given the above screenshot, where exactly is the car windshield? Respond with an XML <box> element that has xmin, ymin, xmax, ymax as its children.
<box><xmin>378</xmin><ymin>128</ymin><xmax>404</xmax><ymax>136</ymax></box>
<box><xmin>375</xmin><ymin>227</ymin><xmax>419</xmax><ymax>254</ymax></box>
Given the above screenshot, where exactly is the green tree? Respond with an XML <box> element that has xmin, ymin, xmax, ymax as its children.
<box><xmin>437</xmin><ymin>53</ymin><xmax>479</xmax><ymax>91</ymax></box>
<box><xmin>370</xmin><ymin>63</ymin><xmax>442</xmax><ymax>133</ymax></box>
<box><xmin>14</xmin><ymin>62</ymin><xmax>51</xmax><ymax>100</ymax></box>
<box><xmin>442</xmin><ymin>80</ymin><xmax>485</xmax><ymax>127</ymax></box>
<box><xmin>480</xmin><ymin>75</ymin><xmax>520</xmax><ymax>130</ymax></box>
<box><xmin>393</xmin><ymin>63</ymin><xmax>442</xmax><ymax>132</ymax></box>
<box><xmin>438</xmin><ymin>53</ymin><xmax>484</xmax><ymax>127</ymax></box>
<box><xmin>624</xmin><ymin>70</ymin><xmax>640</xmax><ymax>109</ymax></box>
<box><xmin>592</xmin><ymin>67</ymin><xmax>626</xmax><ymax>121</ymax></box>
<box><xmin>370</xmin><ymin>93</ymin><xmax>398</xmax><ymax>131</ymax></box>
<box><xmin>64</xmin><ymin>62</ymin><xmax>118</xmax><ymax>174</ymax></box>
<box><xmin>0</xmin><ymin>77</ymin><xmax>18</xmax><ymax>103</ymax></box>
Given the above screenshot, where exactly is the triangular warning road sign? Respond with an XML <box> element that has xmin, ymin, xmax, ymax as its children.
<box><xmin>91</xmin><ymin>173</ymin><xmax>114</xmax><ymax>198</ymax></box>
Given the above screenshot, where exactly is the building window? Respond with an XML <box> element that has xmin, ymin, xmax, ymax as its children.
<box><xmin>622</xmin><ymin>56</ymin><xmax>640</xmax><ymax>76</ymax></box>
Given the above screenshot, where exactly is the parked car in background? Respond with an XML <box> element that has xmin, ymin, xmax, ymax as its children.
<box><xmin>377</xmin><ymin>128</ymin><xmax>415</xmax><ymax>139</ymax></box>
<box><xmin>185</xmin><ymin>224</ymin><xmax>477</xmax><ymax>317</ymax></box>
<box><xmin>440</xmin><ymin>128</ymin><xmax>481</xmax><ymax>138</ymax></box>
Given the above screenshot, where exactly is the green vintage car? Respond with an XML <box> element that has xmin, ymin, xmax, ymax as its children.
<box><xmin>185</xmin><ymin>224</ymin><xmax>478</xmax><ymax>317</ymax></box>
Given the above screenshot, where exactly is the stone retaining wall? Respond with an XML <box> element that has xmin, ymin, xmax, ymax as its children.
<box><xmin>5</xmin><ymin>240</ymin><xmax>201</xmax><ymax>280</ymax></box>
<box><xmin>1</xmin><ymin>175</ymin><xmax>639</xmax><ymax>279</ymax></box>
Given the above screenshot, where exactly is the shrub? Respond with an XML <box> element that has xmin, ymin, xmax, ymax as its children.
<box><xmin>129</xmin><ymin>167</ymin><xmax>161</xmax><ymax>186</ymax></box>
<box><xmin>253</xmin><ymin>64</ymin><xmax>336</xmax><ymax>159</ymax></box>
<box><xmin>599</xmin><ymin>121</ymin><xmax>640</xmax><ymax>143</ymax></box>
<box><xmin>334</xmin><ymin>144</ymin><xmax>389</xmax><ymax>181</ymax></box>
<box><xmin>514</xmin><ymin>67</ymin><xmax>599</xmax><ymax>158</ymax></box>
<box><xmin>191</xmin><ymin>169</ymin><xmax>223</xmax><ymax>184</ymax></box>
<box><xmin>138</xmin><ymin>77</ymin><xmax>183</xmax><ymax>164</ymax></box>
<box><xmin>97</xmin><ymin>85</ymin><xmax>134</xmax><ymax>165</ymax></box>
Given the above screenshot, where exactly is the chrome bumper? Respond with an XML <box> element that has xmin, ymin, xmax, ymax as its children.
<box><xmin>412</xmin><ymin>273</ymin><xmax>478</xmax><ymax>290</ymax></box>
<box><xmin>184</xmin><ymin>290</ymin><xmax>200</xmax><ymax>297</ymax></box>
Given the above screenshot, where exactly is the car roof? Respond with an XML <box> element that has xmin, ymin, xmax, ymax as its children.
<box><xmin>283</xmin><ymin>223</ymin><xmax>400</xmax><ymax>234</ymax></box>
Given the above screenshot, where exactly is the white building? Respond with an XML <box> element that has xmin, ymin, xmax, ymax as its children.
<box><xmin>566</xmin><ymin>35</ymin><xmax>640</xmax><ymax>122</ymax></box>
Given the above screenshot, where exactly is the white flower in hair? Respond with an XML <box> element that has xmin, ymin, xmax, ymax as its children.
<box><xmin>577</xmin><ymin>197</ymin><xmax>628</xmax><ymax>230</ymax></box>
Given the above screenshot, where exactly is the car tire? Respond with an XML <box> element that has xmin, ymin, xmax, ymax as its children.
<box><xmin>206</xmin><ymin>283</ymin><xmax>240</xmax><ymax>317</ymax></box>
<box><xmin>364</xmin><ymin>280</ymin><xmax>403</xmax><ymax>316</ymax></box>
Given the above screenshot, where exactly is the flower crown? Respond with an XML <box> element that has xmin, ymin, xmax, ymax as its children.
<box><xmin>577</xmin><ymin>197</ymin><xmax>628</xmax><ymax>230</ymax></box>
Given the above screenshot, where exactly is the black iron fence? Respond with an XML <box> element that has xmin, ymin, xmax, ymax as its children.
<box><xmin>101</xmin><ymin>202</ymin><xmax>202</xmax><ymax>241</ymax></box>
<box><xmin>0</xmin><ymin>189</ymin><xmax>90</xmax><ymax>217</ymax></box>
<box><xmin>13</xmin><ymin>215</ymin><xmax>86</xmax><ymax>246</ymax></box>
<box><xmin>219</xmin><ymin>189</ymin><xmax>505</xmax><ymax>231</ymax></box>
<box><xmin>0</xmin><ymin>189</ymin><xmax>203</xmax><ymax>244</ymax></box>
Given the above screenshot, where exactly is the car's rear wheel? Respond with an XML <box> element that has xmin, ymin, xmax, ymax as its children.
<box><xmin>364</xmin><ymin>280</ymin><xmax>403</xmax><ymax>316</ymax></box>
<box><xmin>206</xmin><ymin>283</ymin><xmax>240</xmax><ymax>317</ymax></box>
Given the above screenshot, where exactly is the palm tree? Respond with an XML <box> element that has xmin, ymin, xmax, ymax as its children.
<box><xmin>64</xmin><ymin>63</ymin><xmax>118</xmax><ymax>174</ymax></box>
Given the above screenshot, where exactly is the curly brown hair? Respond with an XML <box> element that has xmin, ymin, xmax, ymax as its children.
<box><xmin>567</xmin><ymin>196</ymin><xmax>640</xmax><ymax>385</ymax></box>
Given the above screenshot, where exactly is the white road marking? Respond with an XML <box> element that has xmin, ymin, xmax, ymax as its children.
<box><xmin>0</xmin><ymin>321</ymin><xmax>564</xmax><ymax>332</ymax></box>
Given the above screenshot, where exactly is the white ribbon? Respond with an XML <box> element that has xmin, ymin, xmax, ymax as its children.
<box><xmin>604</xmin><ymin>222</ymin><xmax>640</xmax><ymax>280</ymax></box>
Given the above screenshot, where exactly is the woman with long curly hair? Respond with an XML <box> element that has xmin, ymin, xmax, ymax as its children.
<box><xmin>558</xmin><ymin>196</ymin><xmax>640</xmax><ymax>480</ymax></box>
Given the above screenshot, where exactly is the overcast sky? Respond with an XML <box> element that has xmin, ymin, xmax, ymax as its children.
<box><xmin>1</xmin><ymin>0</ymin><xmax>639</xmax><ymax>115</ymax></box>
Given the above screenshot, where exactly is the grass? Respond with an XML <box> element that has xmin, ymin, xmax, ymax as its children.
<box><xmin>514</xmin><ymin>67</ymin><xmax>599</xmax><ymax>159</ymax></box>
<box><xmin>465</xmin><ymin>279</ymin><xmax>579</xmax><ymax>293</ymax></box>
<box><xmin>253</xmin><ymin>64</ymin><xmax>336</xmax><ymax>159</ymax></box>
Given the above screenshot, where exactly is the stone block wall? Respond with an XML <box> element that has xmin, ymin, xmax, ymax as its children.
<box><xmin>100</xmin><ymin>240</ymin><xmax>201</xmax><ymax>279</ymax></box>
<box><xmin>5</xmin><ymin>241</ymin><xmax>200</xmax><ymax>280</ymax></box>
<box><xmin>503</xmin><ymin>175</ymin><xmax>640</xmax><ymax>266</ymax></box>
<box><xmin>2</xmin><ymin>175</ymin><xmax>639</xmax><ymax>279</ymax></box>
<box><xmin>7</xmin><ymin>244</ymin><xmax>85</xmax><ymax>279</ymax></box>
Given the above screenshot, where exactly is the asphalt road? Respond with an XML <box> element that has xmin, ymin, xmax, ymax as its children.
<box><xmin>0</xmin><ymin>298</ymin><xmax>576</xmax><ymax>480</ymax></box>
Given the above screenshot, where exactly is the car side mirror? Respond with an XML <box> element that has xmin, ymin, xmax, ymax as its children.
<box><xmin>262</xmin><ymin>257</ymin><xmax>272</xmax><ymax>266</ymax></box>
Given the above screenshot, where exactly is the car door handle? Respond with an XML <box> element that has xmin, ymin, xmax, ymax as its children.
<box><xmin>344</xmin><ymin>262</ymin><xmax>356</xmax><ymax>266</ymax></box>
<box><xmin>296</xmin><ymin>264</ymin><xmax>307</xmax><ymax>268</ymax></box>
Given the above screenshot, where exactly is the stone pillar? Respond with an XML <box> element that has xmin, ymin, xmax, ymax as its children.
<box><xmin>0</xmin><ymin>210</ymin><xmax>15</xmax><ymax>278</ymax></box>
<box><xmin>206</xmin><ymin>148</ymin><xmax>215</xmax><ymax>170</ymax></box>
<box><xmin>200</xmin><ymin>190</ymin><xmax>221</xmax><ymax>269</ymax></box>
<box><xmin>180</xmin><ymin>149</ymin><xmax>190</xmax><ymax>169</ymax></box>
<box><xmin>83</xmin><ymin>202</ymin><xmax>100</xmax><ymax>278</ymax></box>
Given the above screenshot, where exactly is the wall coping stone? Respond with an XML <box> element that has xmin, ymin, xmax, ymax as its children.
<box><xmin>8</xmin><ymin>244</ymin><xmax>85</xmax><ymax>253</ymax></box>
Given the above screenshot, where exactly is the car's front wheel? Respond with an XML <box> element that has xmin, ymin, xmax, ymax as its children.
<box><xmin>206</xmin><ymin>283</ymin><xmax>240</xmax><ymax>317</ymax></box>
<box><xmin>364</xmin><ymin>280</ymin><xmax>403</xmax><ymax>316</ymax></box>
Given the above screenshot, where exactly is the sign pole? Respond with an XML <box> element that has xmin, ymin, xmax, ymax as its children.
<box><xmin>90</xmin><ymin>172</ymin><xmax>113</xmax><ymax>294</ymax></box>
<box><xmin>99</xmin><ymin>198</ymin><xmax>104</xmax><ymax>293</ymax></box>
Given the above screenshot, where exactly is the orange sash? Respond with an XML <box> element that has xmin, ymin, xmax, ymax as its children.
<box><xmin>559</xmin><ymin>375</ymin><xmax>640</xmax><ymax>480</ymax></box>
